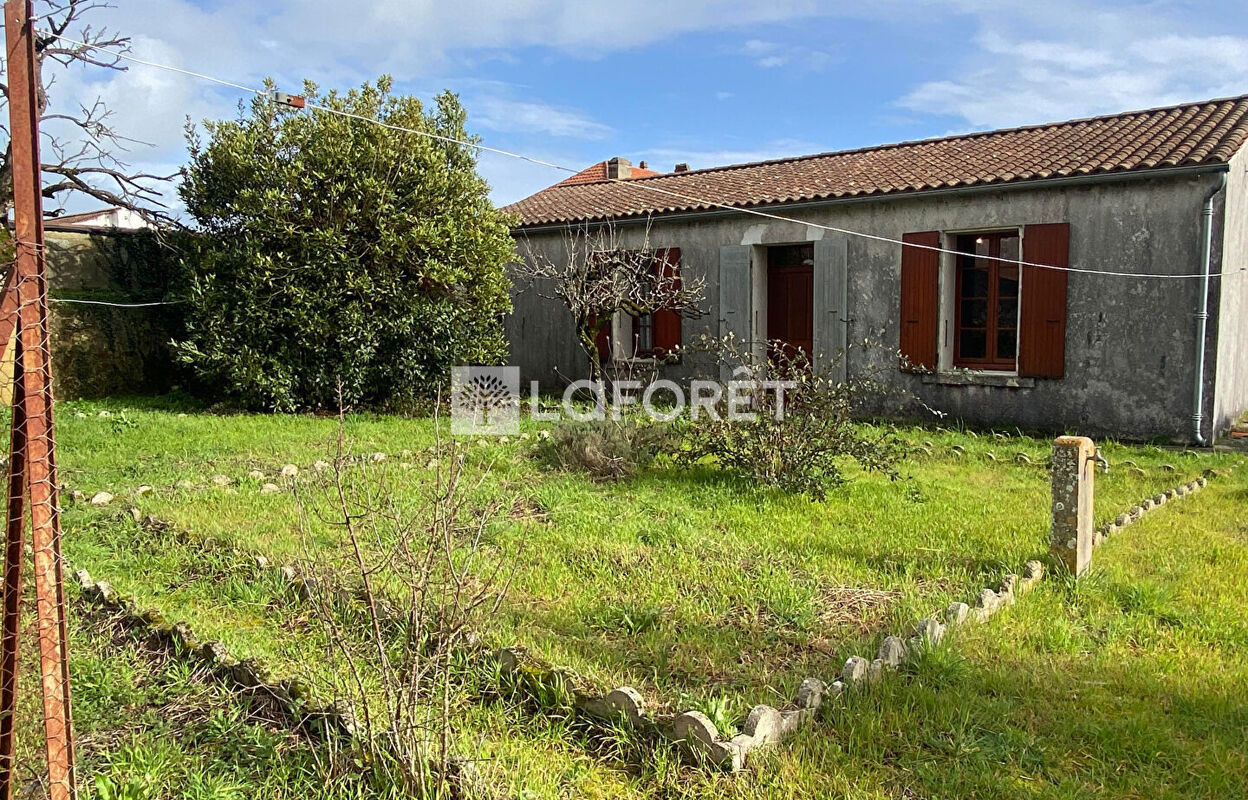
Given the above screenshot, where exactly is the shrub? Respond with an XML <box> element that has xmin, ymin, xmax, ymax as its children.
<box><xmin>538</xmin><ymin>419</ymin><xmax>674</xmax><ymax>481</ymax></box>
<box><xmin>174</xmin><ymin>78</ymin><xmax>514</xmax><ymax>411</ymax></box>
<box><xmin>679</xmin><ymin>336</ymin><xmax>905</xmax><ymax>499</ymax></box>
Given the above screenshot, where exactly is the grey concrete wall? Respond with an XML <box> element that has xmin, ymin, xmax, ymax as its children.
<box><xmin>508</xmin><ymin>171</ymin><xmax>1227</xmax><ymax>441</ymax></box>
<box><xmin>1212</xmin><ymin>148</ymin><xmax>1248</xmax><ymax>436</ymax></box>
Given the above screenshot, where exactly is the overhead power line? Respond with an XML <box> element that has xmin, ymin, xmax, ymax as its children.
<box><xmin>41</xmin><ymin>32</ymin><xmax>1246</xmax><ymax>282</ymax></box>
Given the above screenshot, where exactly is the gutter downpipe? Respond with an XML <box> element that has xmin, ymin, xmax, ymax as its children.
<box><xmin>1193</xmin><ymin>171</ymin><xmax>1227</xmax><ymax>446</ymax></box>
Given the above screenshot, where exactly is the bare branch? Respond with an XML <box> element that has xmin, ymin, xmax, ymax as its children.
<box><xmin>0</xmin><ymin>1</ymin><xmax>172</xmax><ymax>225</ymax></box>
<box><xmin>513</xmin><ymin>219</ymin><xmax>707</xmax><ymax>380</ymax></box>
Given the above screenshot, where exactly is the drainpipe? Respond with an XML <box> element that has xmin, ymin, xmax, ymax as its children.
<box><xmin>1192</xmin><ymin>171</ymin><xmax>1227</xmax><ymax>446</ymax></box>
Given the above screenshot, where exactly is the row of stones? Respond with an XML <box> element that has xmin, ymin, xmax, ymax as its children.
<box><xmin>72</xmin><ymin>565</ymin><xmax>484</xmax><ymax>796</ymax></box>
<box><xmin>71</xmin><ymin>566</ymin><xmax>357</xmax><ymax>738</ymax></box>
<box><xmin>489</xmin><ymin>647</ymin><xmax>826</xmax><ymax>773</ymax></box>
<box><xmin>68</xmin><ymin>436</ymin><xmax>550</xmax><ymax>506</ymax></box>
<box><xmin>1093</xmin><ymin>473</ymin><xmax>1211</xmax><ymax>547</ymax></box>
<box><xmin>486</xmin><ymin>562</ymin><xmax>1047</xmax><ymax>773</ymax></box>
<box><xmin>834</xmin><ymin>560</ymin><xmax>1045</xmax><ymax>697</ymax></box>
<box><xmin>935</xmin><ymin>444</ymin><xmax>1184</xmax><ymax>476</ymax></box>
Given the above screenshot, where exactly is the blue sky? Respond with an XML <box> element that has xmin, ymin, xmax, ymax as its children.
<box><xmin>41</xmin><ymin>1</ymin><xmax>1248</xmax><ymax>213</ymax></box>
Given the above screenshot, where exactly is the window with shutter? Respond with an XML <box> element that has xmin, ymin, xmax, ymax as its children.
<box><xmin>629</xmin><ymin>248</ymin><xmax>683</xmax><ymax>358</ymax></box>
<box><xmin>901</xmin><ymin>224</ymin><xmax>1068</xmax><ymax>379</ymax></box>
<box><xmin>953</xmin><ymin>231</ymin><xmax>1020</xmax><ymax>370</ymax></box>
<box><xmin>899</xmin><ymin>231</ymin><xmax>940</xmax><ymax>371</ymax></box>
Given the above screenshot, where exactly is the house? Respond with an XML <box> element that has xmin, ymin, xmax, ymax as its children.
<box><xmin>44</xmin><ymin>206</ymin><xmax>155</xmax><ymax>232</ymax></box>
<box><xmin>502</xmin><ymin>95</ymin><xmax>1248</xmax><ymax>443</ymax></box>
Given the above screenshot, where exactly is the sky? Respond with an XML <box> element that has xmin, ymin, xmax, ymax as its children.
<box><xmin>31</xmin><ymin>0</ymin><xmax>1248</xmax><ymax>216</ymax></box>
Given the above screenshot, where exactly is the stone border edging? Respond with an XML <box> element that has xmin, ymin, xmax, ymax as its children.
<box><xmin>832</xmin><ymin>560</ymin><xmax>1046</xmax><ymax>696</ymax></box>
<box><xmin>487</xmin><ymin>646</ymin><xmax>829</xmax><ymax>772</ymax></box>
<box><xmin>68</xmin><ymin>563</ymin><xmax>486</xmax><ymax>796</ymax></box>
<box><xmin>1093</xmin><ymin>471</ymin><xmax>1220</xmax><ymax>547</ymax></box>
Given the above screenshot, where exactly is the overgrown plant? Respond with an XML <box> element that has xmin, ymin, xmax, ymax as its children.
<box><xmin>292</xmin><ymin>402</ymin><xmax>517</xmax><ymax>797</ymax></box>
<box><xmin>176</xmin><ymin>78</ymin><xmax>514</xmax><ymax>410</ymax></box>
<box><xmin>514</xmin><ymin>221</ymin><xmax>706</xmax><ymax>382</ymax></box>
<box><xmin>679</xmin><ymin>335</ymin><xmax>907</xmax><ymax>499</ymax></box>
<box><xmin>538</xmin><ymin>417</ymin><xmax>676</xmax><ymax>481</ymax></box>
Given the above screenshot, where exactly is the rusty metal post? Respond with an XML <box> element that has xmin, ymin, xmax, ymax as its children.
<box><xmin>0</xmin><ymin>339</ymin><xmax>26</xmax><ymax>798</ymax></box>
<box><xmin>2</xmin><ymin>2</ymin><xmax>77</xmax><ymax>798</ymax></box>
<box><xmin>1050</xmin><ymin>435</ymin><xmax>1096</xmax><ymax>576</ymax></box>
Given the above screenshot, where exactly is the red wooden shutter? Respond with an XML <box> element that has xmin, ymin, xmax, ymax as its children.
<box><xmin>592</xmin><ymin>315</ymin><xmax>611</xmax><ymax>363</ymax></box>
<box><xmin>1019</xmin><ymin>223</ymin><xmax>1069</xmax><ymax>378</ymax></box>
<box><xmin>899</xmin><ymin>231</ymin><xmax>940</xmax><ymax>371</ymax></box>
<box><xmin>651</xmin><ymin>248</ymin><xmax>682</xmax><ymax>354</ymax></box>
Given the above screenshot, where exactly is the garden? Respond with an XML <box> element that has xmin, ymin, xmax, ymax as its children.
<box><xmin>14</xmin><ymin>396</ymin><xmax>1246</xmax><ymax>799</ymax></box>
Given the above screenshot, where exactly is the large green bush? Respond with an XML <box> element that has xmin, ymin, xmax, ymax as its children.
<box><xmin>175</xmin><ymin>78</ymin><xmax>514</xmax><ymax>411</ymax></box>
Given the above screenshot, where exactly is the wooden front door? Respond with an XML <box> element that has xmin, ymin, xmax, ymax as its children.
<box><xmin>766</xmin><ymin>244</ymin><xmax>814</xmax><ymax>362</ymax></box>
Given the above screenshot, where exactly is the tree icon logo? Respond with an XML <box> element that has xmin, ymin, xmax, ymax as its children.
<box><xmin>451</xmin><ymin>366</ymin><xmax>519</xmax><ymax>435</ymax></box>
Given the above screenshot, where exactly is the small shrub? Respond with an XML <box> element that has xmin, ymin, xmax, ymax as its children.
<box><xmin>538</xmin><ymin>419</ymin><xmax>674</xmax><ymax>481</ymax></box>
<box><xmin>679</xmin><ymin>336</ymin><xmax>906</xmax><ymax>499</ymax></box>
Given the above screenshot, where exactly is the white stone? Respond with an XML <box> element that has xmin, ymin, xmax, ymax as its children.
<box><xmin>280</xmin><ymin>464</ymin><xmax>299</xmax><ymax>478</ymax></box>
<box><xmin>604</xmin><ymin>687</ymin><xmax>646</xmax><ymax>723</ymax></box>
<box><xmin>248</xmin><ymin>470</ymin><xmax>266</xmax><ymax>480</ymax></box>
<box><xmin>313</xmin><ymin>460</ymin><xmax>330</xmax><ymax>473</ymax></box>
<box><xmin>841</xmin><ymin>656</ymin><xmax>869</xmax><ymax>685</ymax></box>
<box><xmin>795</xmin><ymin>678</ymin><xmax>825</xmax><ymax>709</ymax></box>
<box><xmin>371</xmin><ymin>452</ymin><xmax>387</xmax><ymax>463</ymax></box>
<box><xmin>742</xmin><ymin>705</ymin><xmax>782</xmax><ymax>745</ymax></box>
<box><xmin>89</xmin><ymin>491</ymin><xmax>113</xmax><ymax>507</ymax></box>
<box><xmin>673</xmin><ymin>710</ymin><xmax>719</xmax><ymax>746</ymax></box>
<box><xmin>211</xmin><ymin>474</ymin><xmax>232</xmax><ymax>487</ymax></box>
<box><xmin>260</xmin><ymin>483</ymin><xmax>281</xmax><ymax>494</ymax></box>
<box><xmin>878</xmin><ymin>635</ymin><xmax>907</xmax><ymax>666</ymax></box>
<box><xmin>913</xmin><ymin>617</ymin><xmax>945</xmax><ymax>645</ymax></box>
<box><xmin>945</xmin><ymin>602</ymin><xmax>970</xmax><ymax>626</ymax></box>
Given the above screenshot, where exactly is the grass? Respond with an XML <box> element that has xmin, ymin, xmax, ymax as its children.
<box><xmin>16</xmin><ymin>395</ymin><xmax>1248</xmax><ymax>798</ymax></box>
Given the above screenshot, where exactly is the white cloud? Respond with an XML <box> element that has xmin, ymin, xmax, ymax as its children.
<box><xmin>470</xmin><ymin>97</ymin><xmax>612</xmax><ymax>139</ymax></box>
<box><xmin>898</xmin><ymin>10</ymin><xmax>1248</xmax><ymax>130</ymax></box>
<box><xmin>738</xmin><ymin>37</ymin><xmax>836</xmax><ymax>70</ymax></box>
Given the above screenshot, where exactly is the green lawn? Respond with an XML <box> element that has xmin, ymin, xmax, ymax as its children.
<box><xmin>19</xmin><ymin>396</ymin><xmax>1248</xmax><ymax>799</ymax></box>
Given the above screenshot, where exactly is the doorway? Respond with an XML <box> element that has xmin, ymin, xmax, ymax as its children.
<box><xmin>766</xmin><ymin>243</ymin><xmax>814</xmax><ymax>362</ymax></box>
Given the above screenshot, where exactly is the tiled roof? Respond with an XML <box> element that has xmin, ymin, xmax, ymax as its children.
<box><xmin>553</xmin><ymin>160</ymin><xmax>663</xmax><ymax>186</ymax></box>
<box><xmin>504</xmin><ymin>94</ymin><xmax>1248</xmax><ymax>228</ymax></box>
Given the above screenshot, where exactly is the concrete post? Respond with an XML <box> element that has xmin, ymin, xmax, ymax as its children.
<box><xmin>1050</xmin><ymin>436</ymin><xmax>1096</xmax><ymax>576</ymax></box>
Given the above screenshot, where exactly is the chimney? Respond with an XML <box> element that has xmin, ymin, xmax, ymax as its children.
<box><xmin>606</xmin><ymin>157</ymin><xmax>632</xmax><ymax>180</ymax></box>
<box><xmin>674</xmin><ymin>162</ymin><xmax>690</xmax><ymax>173</ymax></box>
<box><xmin>638</xmin><ymin>160</ymin><xmax>648</xmax><ymax>170</ymax></box>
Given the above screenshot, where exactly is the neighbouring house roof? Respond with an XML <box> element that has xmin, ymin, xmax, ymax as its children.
<box><xmin>503</xmin><ymin>94</ymin><xmax>1248</xmax><ymax>228</ymax></box>
<box><xmin>554</xmin><ymin>160</ymin><xmax>664</xmax><ymax>186</ymax></box>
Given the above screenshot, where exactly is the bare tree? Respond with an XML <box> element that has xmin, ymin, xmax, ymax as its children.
<box><xmin>292</xmin><ymin>398</ymin><xmax>518</xmax><ymax>795</ymax></box>
<box><xmin>516</xmin><ymin>220</ymin><xmax>706</xmax><ymax>382</ymax></box>
<box><xmin>1</xmin><ymin>1</ymin><xmax>180</xmax><ymax>225</ymax></box>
